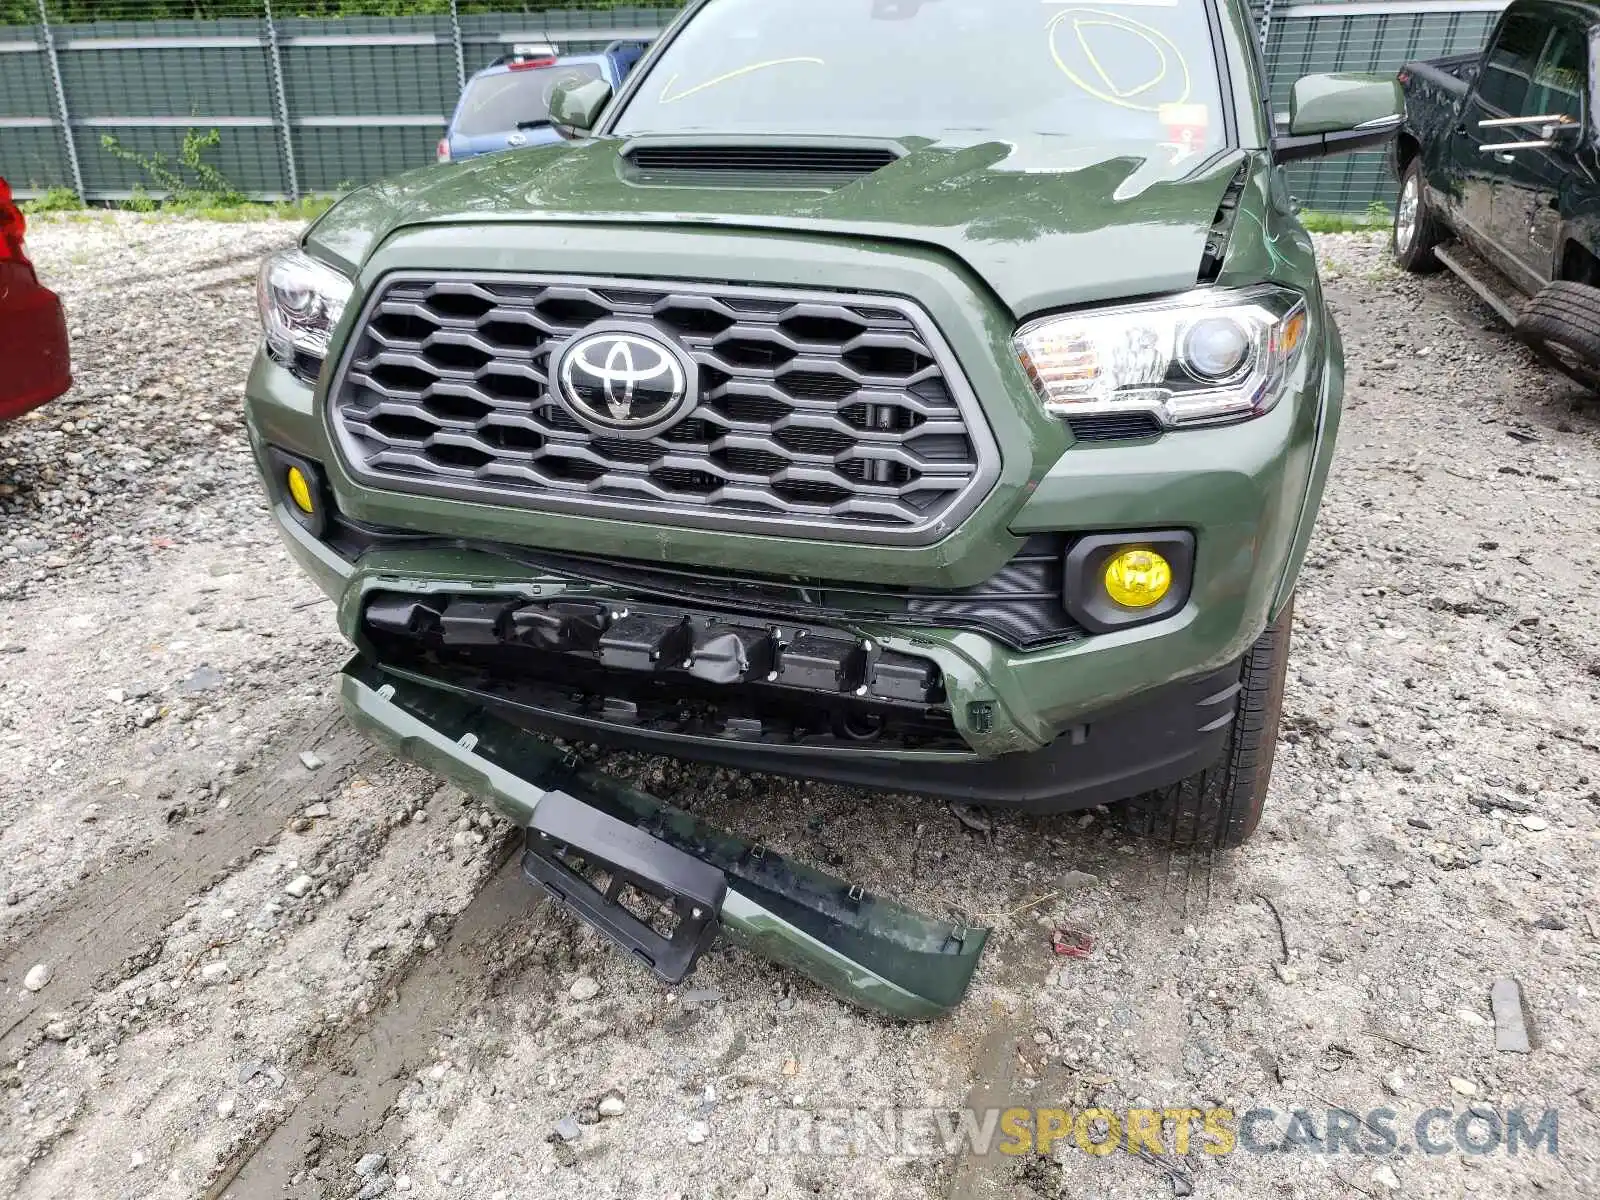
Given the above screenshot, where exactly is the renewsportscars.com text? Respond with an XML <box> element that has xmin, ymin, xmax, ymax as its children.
<box><xmin>755</xmin><ymin>1105</ymin><xmax>1560</xmax><ymax>1159</ymax></box>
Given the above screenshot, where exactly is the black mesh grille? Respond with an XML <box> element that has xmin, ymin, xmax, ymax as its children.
<box><xmin>330</xmin><ymin>275</ymin><xmax>996</xmax><ymax>544</ymax></box>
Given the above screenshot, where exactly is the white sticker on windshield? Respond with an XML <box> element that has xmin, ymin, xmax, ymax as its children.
<box><xmin>1158</xmin><ymin>102</ymin><xmax>1210</xmax><ymax>164</ymax></box>
<box><xmin>1159</xmin><ymin>103</ymin><xmax>1210</xmax><ymax>138</ymax></box>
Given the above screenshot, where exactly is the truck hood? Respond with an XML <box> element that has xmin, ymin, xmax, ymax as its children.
<box><xmin>307</xmin><ymin>138</ymin><xmax>1247</xmax><ymax>318</ymax></box>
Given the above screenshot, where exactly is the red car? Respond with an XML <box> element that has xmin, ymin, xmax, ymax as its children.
<box><xmin>0</xmin><ymin>177</ymin><xmax>71</xmax><ymax>420</ymax></box>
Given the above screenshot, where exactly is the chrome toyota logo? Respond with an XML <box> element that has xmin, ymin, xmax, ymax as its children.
<box><xmin>555</xmin><ymin>326</ymin><xmax>696</xmax><ymax>439</ymax></box>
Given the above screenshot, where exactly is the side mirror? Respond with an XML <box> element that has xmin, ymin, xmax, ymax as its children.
<box><xmin>549</xmin><ymin>77</ymin><xmax>613</xmax><ymax>140</ymax></box>
<box><xmin>1275</xmin><ymin>73</ymin><xmax>1404</xmax><ymax>163</ymax></box>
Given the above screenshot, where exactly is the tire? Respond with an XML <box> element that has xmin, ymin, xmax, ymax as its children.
<box><xmin>1392</xmin><ymin>158</ymin><xmax>1444</xmax><ymax>274</ymax></box>
<box><xmin>1119</xmin><ymin>597</ymin><xmax>1293</xmax><ymax>850</ymax></box>
<box><xmin>1514</xmin><ymin>280</ymin><xmax>1600</xmax><ymax>394</ymax></box>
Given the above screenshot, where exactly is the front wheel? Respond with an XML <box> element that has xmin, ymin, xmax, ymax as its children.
<box><xmin>1119</xmin><ymin>597</ymin><xmax>1293</xmax><ymax>849</ymax></box>
<box><xmin>1392</xmin><ymin>159</ymin><xmax>1444</xmax><ymax>274</ymax></box>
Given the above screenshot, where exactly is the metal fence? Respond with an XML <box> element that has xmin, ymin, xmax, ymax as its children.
<box><xmin>0</xmin><ymin>1</ymin><xmax>674</xmax><ymax>201</ymax></box>
<box><xmin>1262</xmin><ymin>0</ymin><xmax>1506</xmax><ymax>212</ymax></box>
<box><xmin>0</xmin><ymin>0</ymin><xmax>1510</xmax><ymax>212</ymax></box>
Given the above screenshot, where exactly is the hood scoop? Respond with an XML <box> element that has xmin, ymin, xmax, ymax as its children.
<box><xmin>619</xmin><ymin>139</ymin><xmax>903</xmax><ymax>189</ymax></box>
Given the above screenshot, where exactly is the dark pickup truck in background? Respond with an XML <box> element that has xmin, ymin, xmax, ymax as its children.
<box><xmin>1391</xmin><ymin>0</ymin><xmax>1600</xmax><ymax>389</ymax></box>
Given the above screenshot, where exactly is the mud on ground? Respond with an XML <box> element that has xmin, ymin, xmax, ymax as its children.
<box><xmin>1</xmin><ymin>218</ymin><xmax>1597</xmax><ymax>1199</ymax></box>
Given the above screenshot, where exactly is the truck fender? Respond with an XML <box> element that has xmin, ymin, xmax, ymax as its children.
<box><xmin>1270</xmin><ymin>316</ymin><xmax>1345</xmax><ymax>617</ymax></box>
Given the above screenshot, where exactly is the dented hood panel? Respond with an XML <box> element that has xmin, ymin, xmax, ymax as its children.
<box><xmin>306</xmin><ymin>139</ymin><xmax>1246</xmax><ymax>318</ymax></box>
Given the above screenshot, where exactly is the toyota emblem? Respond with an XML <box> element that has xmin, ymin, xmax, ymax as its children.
<box><xmin>555</xmin><ymin>325</ymin><xmax>697</xmax><ymax>439</ymax></box>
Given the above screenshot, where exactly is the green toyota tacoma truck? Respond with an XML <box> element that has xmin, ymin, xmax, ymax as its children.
<box><xmin>247</xmin><ymin>0</ymin><xmax>1399</xmax><ymax>1016</ymax></box>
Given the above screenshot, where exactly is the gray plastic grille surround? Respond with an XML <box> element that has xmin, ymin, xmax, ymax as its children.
<box><xmin>326</xmin><ymin>273</ymin><xmax>1001</xmax><ymax>545</ymax></box>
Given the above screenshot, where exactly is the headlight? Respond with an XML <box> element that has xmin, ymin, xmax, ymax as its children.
<box><xmin>257</xmin><ymin>248</ymin><xmax>353</xmax><ymax>367</ymax></box>
<box><xmin>1014</xmin><ymin>285</ymin><xmax>1309</xmax><ymax>428</ymax></box>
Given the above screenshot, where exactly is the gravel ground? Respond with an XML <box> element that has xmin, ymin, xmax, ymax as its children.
<box><xmin>1</xmin><ymin>216</ymin><xmax>1597</xmax><ymax>1200</ymax></box>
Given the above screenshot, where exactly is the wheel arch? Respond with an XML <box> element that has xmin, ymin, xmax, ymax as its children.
<box><xmin>1514</xmin><ymin>280</ymin><xmax>1600</xmax><ymax>393</ymax></box>
<box><xmin>1558</xmin><ymin>237</ymin><xmax>1600</xmax><ymax>286</ymax></box>
<box><xmin>1393</xmin><ymin>131</ymin><xmax>1423</xmax><ymax>174</ymax></box>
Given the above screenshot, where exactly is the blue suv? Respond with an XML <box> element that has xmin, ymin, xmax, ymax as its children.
<box><xmin>438</xmin><ymin>40</ymin><xmax>649</xmax><ymax>164</ymax></box>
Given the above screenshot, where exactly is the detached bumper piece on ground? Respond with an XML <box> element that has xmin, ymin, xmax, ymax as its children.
<box><xmin>341</xmin><ymin>657</ymin><xmax>988</xmax><ymax>1019</ymax></box>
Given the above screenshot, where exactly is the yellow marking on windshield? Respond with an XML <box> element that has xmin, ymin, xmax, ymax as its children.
<box><xmin>1047</xmin><ymin>8</ymin><xmax>1191</xmax><ymax>113</ymax></box>
<box><xmin>658</xmin><ymin>57</ymin><xmax>826</xmax><ymax>105</ymax></box>
<box><xmin>1077</xmin><ymin>19</ymin><xmax>1167</xmax><ymax>99</ymax></box>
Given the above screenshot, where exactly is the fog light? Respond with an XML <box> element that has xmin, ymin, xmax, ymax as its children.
<box><xmin>286</xmin><ymin>465</ymin><xmax>316</xmax><ymax>515</ymax></box>
<box><xmin>266</xmin><ymin>447</ymin><xmax>329</xmax><ymax>540</ymax></box>
<box><xmin>1063</xmin><ymin>531</ymin><xmax>1192</xmax><ymax>633</ymax></box>
<box><xmin>1103</xmin><ymin>548</ymin><xmax>1172</xmax><ymax>609</ymax></box>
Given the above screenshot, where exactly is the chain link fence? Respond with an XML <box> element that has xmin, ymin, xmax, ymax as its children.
<box><xmin>1</xmin><ymin>0</ymin><xmax>1509</xmax><ymax>212</ymax></box>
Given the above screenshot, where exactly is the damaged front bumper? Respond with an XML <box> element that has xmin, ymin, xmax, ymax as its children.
<box><xmin>341</xmin><ymin>657</ymin><xmax>988</xmax><ymax>1020</ymax></box>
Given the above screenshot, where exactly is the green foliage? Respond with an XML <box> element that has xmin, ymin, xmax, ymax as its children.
<box><xmin>22</xmin><ymin>195</ymin><xmax>341</xmax><ymax>226</ymax></box>
<box><xmin>1298</xmin><ymin>209</ymin><xmax>1391</xmax><ymax>234</ymax></box>
<box><xmin>125</xmin><ymin>183</ymin><xmax>160</xmax><ymax>212</ymax></box>
<box><xmin>98</xmin><ymin>127</ymin><xmax>248</xmax><ymax>209</ymax></box>
<box><xmin>176</xmin><ymin>194</ymin><xmax>341</xmax><ymax>221</ymax></box>
<box><xmin>20</xmin><ymin>186</ymin><xmax>83</xmax><ymax>213</ymax></box>
<box><xmin>92</xmin><ymin>127</ymin><xmax>342</xmax><ymax>218</ymax></box>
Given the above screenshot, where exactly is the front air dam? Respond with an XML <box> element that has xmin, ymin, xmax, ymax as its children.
<box><xmin>340</xmin><ymin>657</ymin><xmax>989</xmax><ymax>1020</ymax></box>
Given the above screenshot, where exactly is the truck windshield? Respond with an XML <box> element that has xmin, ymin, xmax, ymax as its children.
<box><xmin>612</xmin><ymin>0</ymin><xmax>1227</xmax><ymax>153</ymax></box>
<box><xmin>456</xmin><ymin>63</ymin><xmax>603</xmax><ymax>137</ymax></box>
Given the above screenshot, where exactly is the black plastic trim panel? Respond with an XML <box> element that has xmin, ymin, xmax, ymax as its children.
<box><xmin>327</xmin><ymin>515</ymin><xmax>1087</xmax><ymax>651</ymax></box>
<box><xmin>374</xmin><ymin>653</ymin><xmax>1245</xmax><ymax>815</ymax></box>
<box><xmin>364</xmin><ymin>591</ymin><xmax>965</xmax><ymax>753</ymax></box>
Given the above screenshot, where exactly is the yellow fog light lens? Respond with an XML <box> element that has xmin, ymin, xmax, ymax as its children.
<box><xmin>286</xmin><ymin>466</ymin><xmax>316</xmax><ymax>515</ymax></box>
<box><xmin>1103</xmin><ymin>548</ymin><xmax>1172</xmax><ymax>609</ymax></box>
